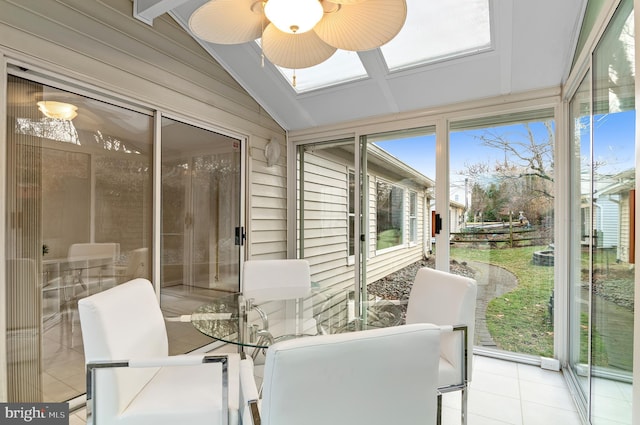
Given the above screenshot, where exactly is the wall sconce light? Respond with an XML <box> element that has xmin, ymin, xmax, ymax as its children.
<box><xmin>265</xmin><ymin>139</ymin><xmax>281</xmax><ymax>167</ymax></box>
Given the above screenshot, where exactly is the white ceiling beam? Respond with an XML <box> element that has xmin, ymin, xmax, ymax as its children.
<box><xmin>495</xmin><ymin>0</ymin><xmax>513</xmax><ymax>95</ymax></box>
<box><xmin>133</xmin><ymin>0</ymin><xmax>191</xmax><ymax>25</ymax></box>
<box><xmin>358</xmin><ymin>50</ymin><xmax>400</xmax><ymax>113</ymax></box>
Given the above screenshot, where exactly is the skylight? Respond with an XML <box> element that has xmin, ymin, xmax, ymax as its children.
<box><xmin>275</xmin><ymin>49</ymin><xmax>367</xmax><ymax>93</ymax></box>
<box><xmin>265</xmin><ymin>0</ymin><xmax>492</xmax><ymax>93</ymax></box>
<box><xmin>381</xmin><ymin>0</ymin><xmax>492</xmax><ymax>70</ymax></box>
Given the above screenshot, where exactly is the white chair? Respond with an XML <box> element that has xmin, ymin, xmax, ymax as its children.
<box><xmin>119</xmin><ymin>247</ymin><xmax>149</xmax><ymax>281</ymax></box>
<box><xmin>405</xmin><ymin>267</ymin><xmax>478</xmax><ymax>425</ymax></box>
<box><xmin>240</xmin><ymin>323</ymin><xmax>442</xmax><ymax>425</ymax></box>
<box><xmin>242</xmin><ymin>259</ymin><xmax>312</xmax><ymax>351</ymax></box>
<box><xmin>78</xmin><ymin>278</ymin><xmax>240</xmax><ymax>425</ymax></box>
<box><xmin>242</xmin><ymin>259</ymin><xmax>311</xmax><ymax>303</ymax></box>
<box><xmin>57</xmin><ymin>243</ymin><xmax>119</xmax><ymax>347</ymax></box>
<box><xmin>67</xmin><ymin>242</ymin><xmax>120</xmax><ymax>293</ymax></box>
<box><xmin>68</xmin><ymin>242</ymin><xmax>120</xmax><ymax>261</ymax></box>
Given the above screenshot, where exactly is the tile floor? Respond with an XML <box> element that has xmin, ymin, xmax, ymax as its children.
<box><xmin>440</xmin><ymin>355</ymin><xmax>584</xmax><ymax>425</ymax></box>
<box><xmin>68</xmin><ymin>354</ymin><xmax>586</xmax><ymax>425</ymax></box>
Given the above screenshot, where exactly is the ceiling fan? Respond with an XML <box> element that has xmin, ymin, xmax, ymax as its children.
<box><xmin>189</xmin><ymin>0</ymin><xmax>407</xmax><ymax>72</ymax></box>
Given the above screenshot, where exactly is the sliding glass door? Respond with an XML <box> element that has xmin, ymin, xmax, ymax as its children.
<box><xmin>590</xmin><ymin>7</ymin><xmax>634</xmax><ymax>422</ymax></box>
<box><xmin>569</xmin><ymin>70</ymin><xmax>592</xmax><ymax>408</ymax></box>
<box><xmin>296</xmin><ymin>127</ymin><xmax>436</xmax><ymax>329</ymax></box>
<box><xmin>296</xmin><ymin>138</ymin><xmax>358</xmax><ymax>313</ymax></box>
<box><xmin>449</xmin><ymin>112</ymin><xmax>556</xmax><ymax>356</ymax></box>
<box><xmin>5</xmin><ymin>75</ymin><xmax>245</xmax><ymax>402</ymax></box>
<box><xmin>568</xmin><ymin>1</ymin><xmax>634</xmax><ymax>422</ymax></box>
<box><xmin>6</xmin><ymin>75</ymin><xmax>153</xmax><ymax>401</ymax></box>
<box><xmin>161</xmin><ymin>117</ymin><xmax>242</xmax><ymax>352</ymax></box>
<box><xmin>362</xmin><ymin>127</ymin><xmax>436</xmax><ymax>309</ymax></box>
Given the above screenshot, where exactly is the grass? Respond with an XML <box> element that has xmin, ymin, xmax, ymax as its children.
<box><xmin>451</xmin><ymin>245</ymin><xmax>555</xmax><ymax>357</ymax></box>
<box><xmin>449</xmin><ymin>243</ymin><xmax>634</xmax><ymax>367</ymax></box>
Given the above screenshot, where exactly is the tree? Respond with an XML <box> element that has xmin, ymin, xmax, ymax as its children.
<box><xmin>462</xmin><ymin>121</ymin><xmax>554</xmax><ymax>225</ymax></box>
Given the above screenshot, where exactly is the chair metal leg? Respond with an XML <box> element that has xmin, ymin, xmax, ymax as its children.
<box><xmin>437</xmin><ymin>392</ymin><xmax>442</xmax><ymax>425</ymax></box>
<box><xmin>461</xmin><ymin>386</ymin><xmax>468</xmax><ymax>425</ymax></box>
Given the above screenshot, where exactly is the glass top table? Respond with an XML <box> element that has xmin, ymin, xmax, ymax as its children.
<box><xmin>190</xmin><ymin>292</ymin><xmax>405</xmax><ymax>349</ymax></box>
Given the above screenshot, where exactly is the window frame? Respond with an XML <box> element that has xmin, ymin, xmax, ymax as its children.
<box><xmin>409</xmin><ymin>191</ymin><xmax>418</xmax><ymax>245</ymax></box>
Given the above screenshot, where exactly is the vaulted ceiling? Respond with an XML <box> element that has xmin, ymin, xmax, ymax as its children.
<box><xmin>133</xmin><ymin>0</ymin><xmax>586</xmax><ymax>131</ymax></box>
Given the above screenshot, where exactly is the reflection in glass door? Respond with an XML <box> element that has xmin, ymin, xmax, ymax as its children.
<box><xmin>161</xmin><ymin>117</ymin><xmax>242</xmax><ymax>350</ymax></box>
<box><xmin>568</xmin><ymin>1</ymin><xmax>634</xmax><ymax>422</ymax></box>
<box><xmin>6</xmin><ymin>75</ymin><xmax>153</xmax><ymax>402</ymax></box>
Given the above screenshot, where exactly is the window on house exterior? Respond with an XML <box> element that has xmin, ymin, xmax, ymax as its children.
<box><xmin>409</xmin><ymin>191</ymin><xmax>418</xmax><ymax>244</ymax></box>
<box><xmin>376</xmin><ymin>181</ymin><xmax>404</xmax><ymax>250</ymax></box>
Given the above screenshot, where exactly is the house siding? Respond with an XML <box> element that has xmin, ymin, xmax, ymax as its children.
<box><xmin>619</xmin><ymin>192</ymin><xmax>631</xmax><ymax>262</ymax></box>
<box><xmin>298</xmin><ymin>149</ymin><xmax>427</xmax><ymax>296</ymax></box>
<box><xmin>595</xmin><ymin>197</ymin><xmax>620</xmax><ymax>248</ymax></box>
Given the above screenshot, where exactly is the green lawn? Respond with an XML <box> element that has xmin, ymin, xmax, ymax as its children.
<box><xmin>450</xmin><ymin>245</ymin><xmax>555</xmax><ymax>357</ymax></box>
<box><xmin>449</xmin><ymin>244</ymin><xmax>634</xmax><ymax>367</ymax></box>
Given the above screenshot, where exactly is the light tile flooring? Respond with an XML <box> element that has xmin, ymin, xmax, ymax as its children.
<box><xmin>67</xmin><ymin>354</ymin><xmax>586</xmax><ymax>425</ymax></box>
<box><xmin>440</xmin><ymin>356</ymin><xmax>584</xmax><ymax>425</ymax></box>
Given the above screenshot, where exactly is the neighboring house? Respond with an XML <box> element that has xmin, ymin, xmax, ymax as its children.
<box><xmin>298</xmin><ymin>143</ymin><xmax>435</xmax><ymax>295</ymax></box>
<box><xmin>597</xmin><ymin>169</ymin><xmax>635</xmax><ymax>263</ymax></box>
<box><xmin>448</xmin><ymin>199</ymin><xmax>466</xmax><ymax>234</ymax></box>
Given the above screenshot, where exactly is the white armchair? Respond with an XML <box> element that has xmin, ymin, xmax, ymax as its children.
<box><xmin>239</xmin><ymin>323</ymin><xmax>442</xmax><ymax>425</ymax></box>
<box><xmin>78</xmin><ymin>278</ymin><xmax>240</xmax><ymax>425</ymax></box>
<box><xmin>405</xmin><ymin>267</ymin><xmax>478</xmax><ymax>425</ymax></box>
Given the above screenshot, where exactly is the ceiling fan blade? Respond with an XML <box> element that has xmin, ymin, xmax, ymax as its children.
<box><xmin>262</xmin><ymin>24</ymin><xmax>337</xmax><ymax>69</ymax></box>
<box><xmin>323</xmin><ymin>0</ymin><xmax>367</xmax><ymax>4</ymax></box>
<box><xmin>189</xmin><ymin>0</ymin><xmax>266</xmax><ymax>44</ymax></box>
<box><xmin>315</xmin><ymin>0</ymin><xmax>407</xmax><ymax>51</ymax></box>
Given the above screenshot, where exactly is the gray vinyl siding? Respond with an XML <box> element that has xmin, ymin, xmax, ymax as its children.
<box><xmin>298</xmin><ymin>152</ymin><xmax>350</xmax><ymax>288</ymax></box>
<box><xmin>299</xmin><ymin>150</ymin><xmax>427</xmax><ymax>293</ymax></box>
<box><xmin>249</xmin><ymin>156</ymin><xmax>288</xmax><ymax>258</ymax></box>
<box><xmin>595</xmin><ymin>197</ymin><xmax>620</xmax><ymax>249</ymax></box>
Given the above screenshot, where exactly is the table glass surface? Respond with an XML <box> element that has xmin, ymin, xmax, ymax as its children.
<box><xmin>190</xmin><ymin>292</ymin><xmax>405</xmax><ymax>349</ymax></box>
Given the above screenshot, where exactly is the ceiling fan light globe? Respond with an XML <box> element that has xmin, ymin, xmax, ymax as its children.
<box><xmin>264</xmin><ymin>0</ymin><xmax>323</xmax><ymax>34</ymax></box>
<box><xmin>37</xmin><ymin>101</ymin><xmax>78</xmax><ymax>120</ymax></box>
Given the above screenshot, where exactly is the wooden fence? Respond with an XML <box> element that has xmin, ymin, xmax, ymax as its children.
<box><xmin>450</xmin><ymin>223</ymin><xmax>552</xmax><ymax>248</ymax></box>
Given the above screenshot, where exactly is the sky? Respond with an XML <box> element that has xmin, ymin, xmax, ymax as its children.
<box><xmin>374</xmin><ymin>110</ymin><xmax>636</xmax><ymax>199</ymax></box>
<box><xmin>591</xmin><ymin>110</ymin><xmax>636</xmax><ymax>174</ymax></box>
